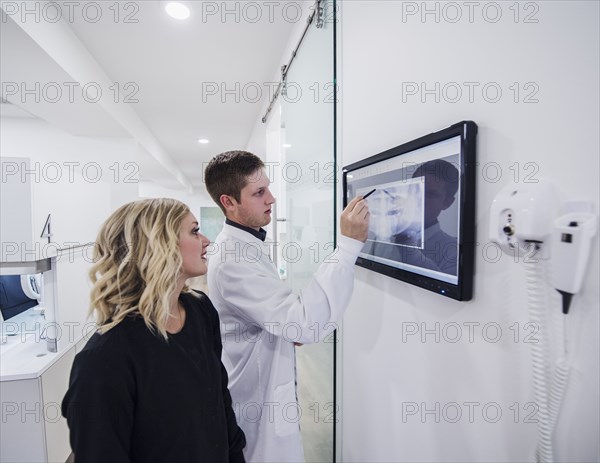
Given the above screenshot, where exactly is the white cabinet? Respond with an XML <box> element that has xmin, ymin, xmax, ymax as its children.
<box><xmin>41</xmin><ymin>348</ymin><xmax>75</xmax><ymax>462</ymax></box>
<box><xmin>0</xmin><ymin>378</ymin><xmax>46</xmax><ymax>462</ymax></box>
<box><xmin>0</xmin><ymin>346</ymin><xmax>75</xmax><ymax>463</ymax></box>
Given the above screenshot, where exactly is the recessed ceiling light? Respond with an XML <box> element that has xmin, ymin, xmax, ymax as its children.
<box><xmin>198</xmin><ymin>138</ymin><xmax>209</xmax><ymax>144</ymax></box>
<box><xmin>165</xmin><ymin>2</ymin><xmax>190</xmax><ymax>20</ymax></box>
<box><xmin>283</xmin><ymin>143</ymin><xmax>292</xmax><ymax>148</ymax></box>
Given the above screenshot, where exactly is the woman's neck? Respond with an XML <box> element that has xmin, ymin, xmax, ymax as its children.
<box><xmin>166</xmin><ymin>280</ymin><xmax>186</xmax><ymax>334</ymax></box>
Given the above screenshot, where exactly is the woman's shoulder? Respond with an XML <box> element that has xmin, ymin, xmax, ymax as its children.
<box><xmin>67</xmin><ymin>319</ymin><xmax>141</xmax><ymax>399</ymax></box>
<box><xmin>77</xmin><ymin>316</ymin><xmax>144</xmax><ymax>362</ymax></box>
<box><xmin>181</xmin><ymin>290</ymin><xmax>219</xmax><ymax>320</ymax></box>
<box><xmin>181</xmin><ymin>289</ymin><xmax>213</xmax><ymax>307</ymax></box>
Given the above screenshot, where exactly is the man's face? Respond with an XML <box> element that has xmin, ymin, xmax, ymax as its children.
<box><xmin>423</xmin><ymin>175</ymin><xmax>455</xmax><ymax>227</ymax></box>
<box><xmin>226</xmin><ymin>169</ymin><xmax>276</xmax><ymax>230</ymax></box>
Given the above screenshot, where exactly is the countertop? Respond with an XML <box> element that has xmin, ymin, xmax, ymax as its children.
<box><xmin>1</xmin><ymin>311</ymin><xmax>84</xmax><ymax>382</ymax></box>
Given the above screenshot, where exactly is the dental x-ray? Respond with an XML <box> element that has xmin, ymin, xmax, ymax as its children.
<box><xmin>343</xmin><ymin>121</ymin><xmax>477</xmax><ymax>301</ymax></box>
<box><xmin>362</xmin><ymin>179</ymin><xmax>424</xmax><ymax>247</ymax></box>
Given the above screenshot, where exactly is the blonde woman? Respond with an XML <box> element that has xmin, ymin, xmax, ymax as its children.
<box><xmin>61</xmin><ymin>198</ymin><xmax>246</xmax><ymax>463</ymax></box>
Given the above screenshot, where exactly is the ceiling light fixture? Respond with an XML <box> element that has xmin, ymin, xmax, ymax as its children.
<box><xmin>165</xmin><ymin>2</ymin><xmax>190</xmax><ymax>20</ymax></box>
<box><xmin>283</xmin><ymin>143</ymin><xmax>292</xmax><ymax>148</ymax></box>
<box><xmin>198</xmin><ymin>139</ymin><xmax>209</xmax><ymax>144</ymax></box>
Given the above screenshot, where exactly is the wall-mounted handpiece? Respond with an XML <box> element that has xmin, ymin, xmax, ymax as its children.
<box><xmin>551</xmin><ymin>212</ymin><xmax>598</xmax><ymax>313</ymax></box>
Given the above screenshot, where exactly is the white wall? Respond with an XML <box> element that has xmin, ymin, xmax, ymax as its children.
<box><xmin>337</xmin><ymin>2</ymin><xmax>599</xmax><ymax>462</ymax></box>
<box><xmin>1</xmin><ymin>117</ymin><xmax>140</xmax><ymax>262</ymax></box>
<box><xmin>139</xmin><ymin>181</ymin><xmax>215</xmax><ymax>217</ymax></box>
<box><xmin>1</xmin><ymin>117</ymin><xmax>139</xmax><ymax>222</ymax></box>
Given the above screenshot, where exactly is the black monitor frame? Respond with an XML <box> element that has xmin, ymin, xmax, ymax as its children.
<box><xmin>343</xmin><ymin>121</ymin><xmax>477</xmax><ymax>301</ymax></box>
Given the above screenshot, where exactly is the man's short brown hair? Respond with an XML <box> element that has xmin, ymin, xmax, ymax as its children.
<box><xmin>204</xmin><ymin>150</ymin><xmax>265</xmax><ymax>213</ymax></box>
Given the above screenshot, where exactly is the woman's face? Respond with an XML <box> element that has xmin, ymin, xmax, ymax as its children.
<box><xmin>179</xmin><ymin>212</ymin><xmax>210</xmax><ymax>279</ymax></box>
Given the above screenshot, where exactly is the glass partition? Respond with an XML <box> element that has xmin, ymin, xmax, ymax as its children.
<box><xmin>278</xmin><ymin>2</ymin><xmax>336</xmax><ymax>460</ymax></box>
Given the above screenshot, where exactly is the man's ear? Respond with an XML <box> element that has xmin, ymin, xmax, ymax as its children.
<box><xmin>220</xmin><ymin>194</ymin><xmax>236</xmax><ymax>211</ymax></box>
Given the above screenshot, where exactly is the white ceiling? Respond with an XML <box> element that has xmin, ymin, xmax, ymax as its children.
<box><xmin>0</xmin><ymin>1</ymin><xmax>302</xmax><ymax>191</ymax></box>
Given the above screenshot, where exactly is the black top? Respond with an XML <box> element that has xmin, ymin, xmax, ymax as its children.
<box><xmin>62</xmin><ymin>291</ymin><xmax>246</xmax><ymax>463</ymax></box>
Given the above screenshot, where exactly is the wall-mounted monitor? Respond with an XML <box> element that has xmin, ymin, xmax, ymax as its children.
<box><xmin>343</xmin><ymin>121</ymin><xmax>477</xmax><ymax>301</ymax></box>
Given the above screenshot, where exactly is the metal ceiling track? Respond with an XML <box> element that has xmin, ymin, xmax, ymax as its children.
<box><xmin>261</xmin><ymin>0</ymin><xmax>325</xmax><ymax>124</ymax></box>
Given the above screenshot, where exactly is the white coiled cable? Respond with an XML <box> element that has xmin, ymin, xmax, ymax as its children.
<box><xmin>548</xmin><ymin>358</ymin><xmax>570</xmax><ymax>428</ymax></box>
<box><xmin>524</xmin><ymin>243</ymin><xmax>573</xmax><ymax>463</ymax></box>
<box><xmin>524</xmin><ymin>244</ymin><xmax>554</xmax><ymax>463</ymax></box>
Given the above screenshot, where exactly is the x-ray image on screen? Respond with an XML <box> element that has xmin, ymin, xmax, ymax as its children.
<box><xmin>359</xmin><ymin>156</ymin><xmax>460</xmax><ymax>278</ymax></box>
<box><xmin>346</xmin><ymin>139</ymin><xmax>462</xmax><ymax>282</ymax></box>
<box><xmin>343</xmin><ymin>121</ymin><xmax>477</xmax><ymax>301</ymax></box>
<box><xmin>361</xmin><ymin>178</ymin><xmax>424</xmax><ymax>248</ymax></box>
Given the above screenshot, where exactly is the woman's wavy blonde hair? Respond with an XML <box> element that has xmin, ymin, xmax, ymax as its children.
<box><xmin>89</xmin><ymin>198</ymin><xmax>191</xmax><ymax>339</ymax></box>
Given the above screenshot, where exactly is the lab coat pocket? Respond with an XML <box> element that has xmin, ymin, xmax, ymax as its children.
<box><xmin>274</xmin><ymin>381</ymin><xmax>299</xmax><ymax>437</ymax></box>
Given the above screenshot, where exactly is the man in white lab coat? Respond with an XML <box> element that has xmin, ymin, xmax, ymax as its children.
<box><xmin>204</xmin><ymin>151</ymin><xmax>369</xmax><ymax>462</ymax></box>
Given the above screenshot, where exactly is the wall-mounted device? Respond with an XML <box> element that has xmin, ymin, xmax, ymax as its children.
<box><xmin>489</xmin><ymin>181</ymin><xmax>559</xmax><ymax>256</ymax></box>
<box><xmin>490</xmin><ymin>181</ymin><xmax>597</xmax><ymax>310</ymax></box>
<box><xmin>551</xmin><ymin>211</ymin><xmax>597</xmax><ymax>314</ymax></box>
<box><xmin>489</xmin><ymin>180</ymin><xmax>597</xmax><ymax>463</ymax></box>
<box><xmin>0</xmin><ymin>258</ymin><xmax>57</xmax><ymax>352</ymax></box>
<box><xmin>343</xmin><ymin>121</ymin><xmax>477</xmax><ymax>301</ymax></box>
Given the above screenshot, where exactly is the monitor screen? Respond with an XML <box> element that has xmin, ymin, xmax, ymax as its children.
<box><xmin>343</xmin><ymin>121</ymin><xmax>477</xmax><ymax>301</ymax></box>
<box><xmin>0</xmin><ymin>275</ymin><xmax>38</xmax><ymax>321</ymax></box>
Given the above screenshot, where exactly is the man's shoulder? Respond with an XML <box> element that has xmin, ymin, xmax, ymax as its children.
<box><xmin>213</xmin><ymin>225</ymin><xmax>252</xmax><ymax>249</ymax></box>
<box><xmin>210</xmin><ymin>228</ymin><xmax>272</xmax><ymax>268</ymax></box>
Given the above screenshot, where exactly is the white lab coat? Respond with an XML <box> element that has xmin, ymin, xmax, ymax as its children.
<box><xmin>207</xmin><ymin>223</ymin><xmax>364</xmax><ymax>463</ymax></box>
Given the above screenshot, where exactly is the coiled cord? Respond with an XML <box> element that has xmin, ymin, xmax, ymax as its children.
<box><xmin>525</xmin><ymin>244</ymin><xmax>554</xmax><ymax>463</ymax></box>
<box><xmin>525</xmin><ymin>243</ymin><xmax>573</xmax><ymax>463</ymax></box>
<box><xmin>548</xmin><ymin>359</ymin><xmax>570</xmax><ymax>428</ymax></box>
